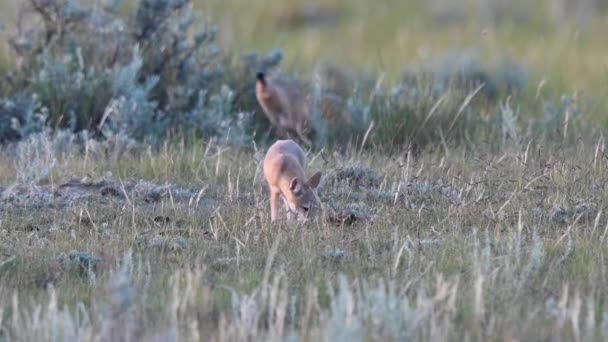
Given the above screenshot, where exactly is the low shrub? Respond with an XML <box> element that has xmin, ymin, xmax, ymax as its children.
<box><xmin>2</xmin><ymin>0</ymin><xmax>245</xmax><ymax>145</ymax></box>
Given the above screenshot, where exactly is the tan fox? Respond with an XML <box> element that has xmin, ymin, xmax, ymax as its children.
<box><xmin>256</xmin><ymin>72</ymin><xmax>313</xmax><ymax>144</ymax></box>
<box><xmin>263</xmin><ymin>139</ymin><xmax>322</xmax><ymax>223</ymax></box>
<box><xmin>255</xmin><ymin>72</ymin><xmax>352</xmax><ymax>143</ymax></box>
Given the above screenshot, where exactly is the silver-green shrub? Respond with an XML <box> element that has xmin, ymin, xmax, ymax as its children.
<box><xmin>3</xmin><ymin>0</ymin><xmax>247</xmax><ymax>145</ymax></box>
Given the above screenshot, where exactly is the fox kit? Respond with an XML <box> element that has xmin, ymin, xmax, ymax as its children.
<box><xmin>263</xmin><ymin>139</ymin><xmax>322</xmax><ymax>222</ymax></box>
<box><xmin>256</xmin><ymin>72</ymin><xmax>352</xmax><ymax>143</ymax></box>
<box><xmin>256</xmin><ymin>72</ymin><xmax>312</xmax><ymax>144</ymax></box>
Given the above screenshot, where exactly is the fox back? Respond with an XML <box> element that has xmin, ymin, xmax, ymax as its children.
<box><xmin>263</xmin><ymin>139</ymin><xmax>322</xmax><ymax>222</ymax></box>
<box><xmin>256</xmin><ymin>73</ymin><xmax>312</xmax><ymax>138</ymax></box>
<box><xmin>256</xmin><ymin>72</ymin><xmax>353</xmax><ymax>144</ymax></box>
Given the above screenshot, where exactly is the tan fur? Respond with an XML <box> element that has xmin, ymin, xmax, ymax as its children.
<box><xmin>263</xmin><ymin>139</ymin><xmax>322</xmax><ymax>223</ymax></box>
<box><xmin>314</xmin><ymin>92</ymin><xmax>352</xmax><ymax>128</ymax></box>
<box><xmin>256</xmin><ymin>74</ymin><xmax>313</xmax><ymax>144</ymax></box>
<box><xmin>256</xmin><ymin>72</ymin><xmax>352</xmax><ymax>143</ymax></box>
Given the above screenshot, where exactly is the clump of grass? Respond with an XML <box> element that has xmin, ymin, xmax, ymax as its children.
<box><xmin>364</xmin><ymin>52</ymin><xmax>530</xmax><ymax>149</ymax></box>
<box><xmin>1</xmin><ymin>0</ymin><xmax>246</xmax><ymax>145</ymax></box>
<box><xmin>324</xmin><ymin>162</ymin><xmax>381</xmax><ymax>188</ymax></box>
<box><xmin>13</xmin><ymin>131</ymin><xmax>57</xmax><ymax>185</ymax></box>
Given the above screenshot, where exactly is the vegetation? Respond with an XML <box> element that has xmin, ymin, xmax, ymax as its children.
<box><xmin>1</xmin><ymin>134</ymin><xmax>608</xmax><ymax>340</ymax></box>
<box><xmin>0</xmin><ymin>0</ymin><xmax>607</xmax><ymax>340</ymax></box>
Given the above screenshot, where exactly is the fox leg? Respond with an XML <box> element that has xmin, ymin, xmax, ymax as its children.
<box><xmin>270</xmin><ymin>189</ymin><xmax>280</xmax><ymax>222</ymax></box>
<box><xmin>297</xmin><ymin>129</ymin><xmax>313</xmax><ymax>147</ymax></box>
<box><xmin>294</xmin><ymin>122</ymin><xmax>312</xmax><ymax>147</ymax></box>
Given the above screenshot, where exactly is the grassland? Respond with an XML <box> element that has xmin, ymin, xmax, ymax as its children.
<box><xmin>1</xmin><ymin>0</ymin><xmax>608</xmax><ymax>341</ymax></box>
<box><xmin>1</xmin><ymin>136</ymin><xmax>608</xmax><ymax>340</ymax></box>
<box><xmin>195</xmin><ymin>0</ymin><xmax>608</xmax><ymax>104</ymax></box>
<box><xmin>4</xmin><ymin>0</ymin><xmax>608</xmax><ymax>100</ymax></box>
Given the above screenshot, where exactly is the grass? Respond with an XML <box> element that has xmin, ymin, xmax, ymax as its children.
<box><xmin>2</xmin><ymin>1</ymin><xmax>607</xmax><ymax>77</ymax></box>
<box><xmin>5</xmin><ymin>0</ymin><xmax>603</xmax><ymax>99</ymax></box>
<box><xmin>195</xmin><ymin>0</ymin><xmax>608</xmax><ymax>101</ymax></box>
<box><xmin>1</xmin><ymin>0</ymin><xmax>608</xmax><ymax>340</ymax></box>
<box><xmin>1</xmin><ymin>135</ymin><xmax>608</xmax><ymax>340</ymax></box>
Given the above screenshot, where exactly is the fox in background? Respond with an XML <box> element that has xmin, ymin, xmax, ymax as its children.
<box><xmin>255</xmin><ymin>70</ymin><xmax>352</xmax><ymax>146</ymax></box>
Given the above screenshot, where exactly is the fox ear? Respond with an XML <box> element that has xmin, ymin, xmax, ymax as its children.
<box><xmin>308</xmin><ymin>171</ymin><xmax>322</xmax><ymax>189</ymax></box>
<box><xmin>289</xmin><ymin>177</ymin><xmax>301</xmax><ymax>193</ymax></box>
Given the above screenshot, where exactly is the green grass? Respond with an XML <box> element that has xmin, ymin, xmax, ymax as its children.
<box><xmin>196</xmin><ymin>0</ymin><xmax>608</xmax><ymax>100</ymax></box>
<box><xmin>1</xmin><ymin>0</ymin><xmax>608</xmax><ymax>340</ymax></box>
<box><xmin>2</xmin><ymin>0</ymin><xmax>608</xmax><ymax>98</ymax></box>
<box><xmin>1</xmin><ymin>137</ymin><xmax>608</xmax><ymax>340</ymax></box>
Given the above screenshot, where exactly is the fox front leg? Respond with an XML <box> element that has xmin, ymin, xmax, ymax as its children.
<box><xmin>270</xmin><ymin>190</ymin><xmax>281</xmax><ymax>222</ymax></box>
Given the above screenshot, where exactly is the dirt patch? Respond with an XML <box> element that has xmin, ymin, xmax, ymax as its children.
<box><xmin>326</xmin><ymin>202</ymin><xmax>374</xmax><ymax>226</ymax></box>
<box><xmin>1</xmin><ymin>176</ymin><xmax>214</xmax><ymax>209</ymax></box>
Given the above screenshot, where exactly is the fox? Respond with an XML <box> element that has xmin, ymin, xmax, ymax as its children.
<box><xmin>263</xmin><ymin>139</ymin><xmax>322</xmax><ymax>223</ymax></box>
<box><xmin>255</xmin><ymin>72</ymin><xmax>352</xmax><ymax>144</ymax></box>
<box><xmin>256</xmin><ymin>72</ymin><xmax>313</xmax><ymax>144</ymax></box>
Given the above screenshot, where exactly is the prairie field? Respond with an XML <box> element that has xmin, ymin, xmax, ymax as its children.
<box><xmin>1</xmin><ymin>0</ymin><xmax>608</xmax><ymax>341</ymax></box>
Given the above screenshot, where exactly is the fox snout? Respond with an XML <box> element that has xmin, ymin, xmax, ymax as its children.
<box><xmin>281</xmin><ymin>194</ymin><xmax>321</xmax><ymax>223</ymax></box>
<box><xmin>298</xmin><ymin>199</ymin><xmax>322</xmax><ymax>222</ymax></box>
<box><xmin>281</xmin><ymin>192</ymin><xmax>322</xmax><ymax>222</ymax></box>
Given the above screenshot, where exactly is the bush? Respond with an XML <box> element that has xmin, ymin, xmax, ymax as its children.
<box><xmin>368</xmin><ymin>73</ymin><xmax>490</xmax><ymax>149</ymax></box>
<box><xmin>2</xmin><ymin>0</ymin><xmax>246</xmax><ymax>145</ymax></box>
<box><xmin>0</xmin><ymin>94</ymin><xmax>47</xmax><ymax>144</ymax></box>
<box><xmin>366</xmin><ymin>52</ymin><xmax>529</xmax><ymax>150</ymax></box>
